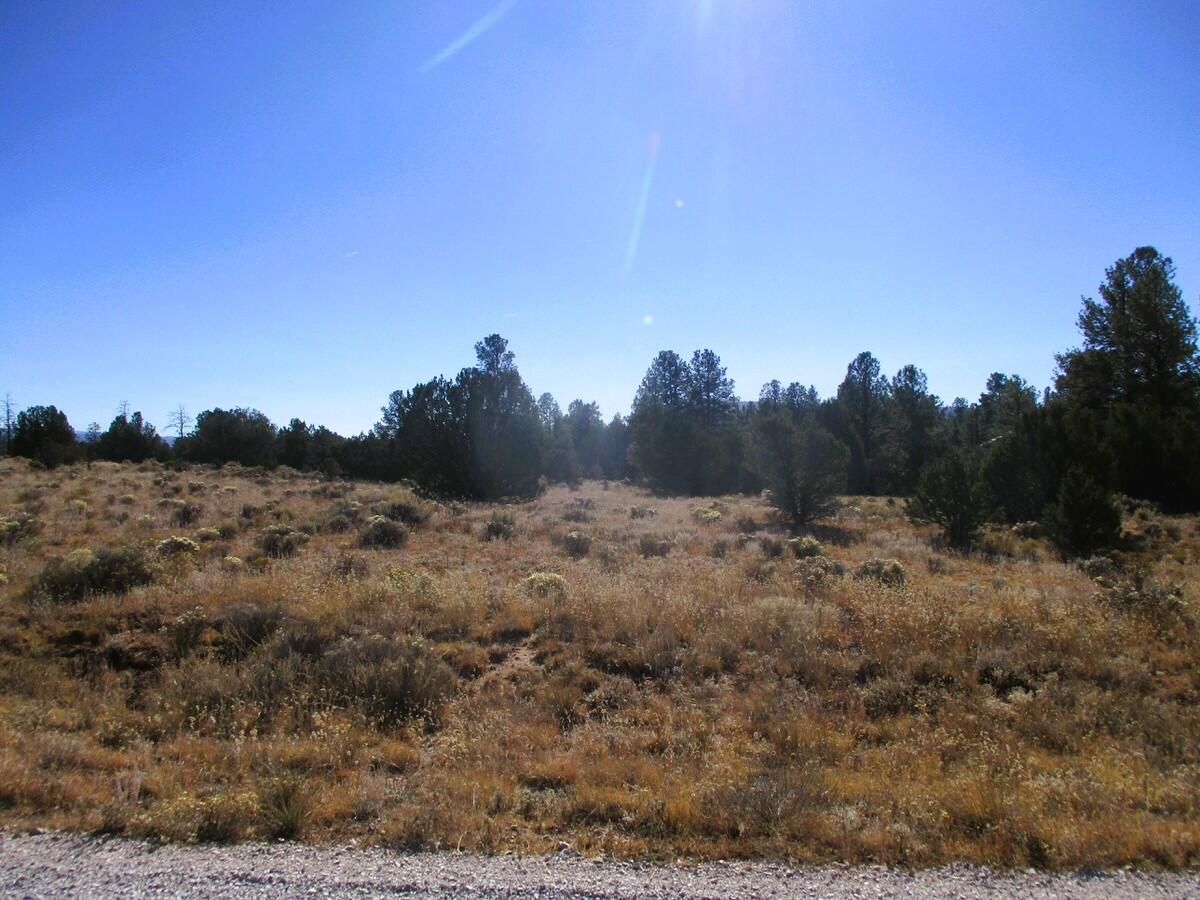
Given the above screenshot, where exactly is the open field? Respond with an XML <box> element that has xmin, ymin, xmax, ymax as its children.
<box><xmin>0</xmin><ymin>457</ymin><xmax>1197</xmax><ymax>868</ymax></box>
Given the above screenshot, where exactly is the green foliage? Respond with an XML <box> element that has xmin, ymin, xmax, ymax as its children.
<box><xmin>372</xmin><ymin>499</ymin><xmax>429</xmax><ymax>527</ymax></box>
<box><xmin>638</xmin><ymin>535</ymin><xmax>672</xmax><ymax>558</ymax></box>
<box><xmin>523</xmin><ymin>572</ymin><xmax>567</xmax><ymax>599</ymax></box>
<box><xmin>482</xmin><ymin>511</ymin><xmax>515</xmax><ymax>541</ymax></box>
<box><xmin>562</xmin><ymin>531</ymin><xmax>591</xmax><ymax>559</ymax></box>
<box><xmin>34</xmin><ymin>546</ymin><xmax>154</xmax><ymax>601</ymax></box>
<box><xmin>793</xmin><ymin>555</ymin><xmax>845</xmax><ymax>589</ymax></box>
<box><xmin>11</xmin><ymin>405</ymin><xmax>78</xmax><ymax>468</ymax></box>
<box><xmin>156</xmin><ymin>535</ymin><xmax>200</xmax><ymax>557</ymax></box>
<box><xmin>374</xmin><ymin>335</ymin><xmax>544</xmax><ymax>499</ymax></box>
<box><xmin>179</xmin><ymin>408</ymin><xmax>278</xmax><ymax>468</ymax></box>
<box><xmin>171</xmin><ymin>502</ymin><xmax>202</xmax><ymax>526</ymax></box>
<box><xmin>0</xmin><ymin>512</ymin><xmax>42</xmax><ymax>546</ymax></box>
<box><xmin>907</xmin><ymin>450</ymin><xmax>990</xmax><ymax>550</ymax></box>
<box><xmin>628</xmin><ymin>349</ymin><xmax>743</xmax><ymax>495</ymax></box>
<box><xmin>259</xmin><ymin>525</ymin><xmax>308</xmax><ymax>558</ymax></box>
<box><xmin>852</xmin><ymin>558</ymin><xmax>906</xmax><ymax>586</ymax></box>
<box><xmin>258</xmin><ymin>778</ymin><xmax>310</xmax><ymax>840</ymax></box>
<box><xmin>1042</xmin><ymin>468</ymin><xmax>1122</xmax><ymax>559</ymax></box>
<box><xmin>95</xmin><ymin>410</ymin><xmax>169</xmax><ymax>463</ymax></box>
<box><xmin>358</xmin><ymin>515</ymin><xmax>408</xmax><ymax>549</ymax></box>
<box><xmin>1054</xmin><ymin>247</ymin><xmax>1200</xmax><ymax>511</ymax></box>
<box><xmin>834</xmin><ymin>352</ymin><xmax>890</xmax><ymax>493</ymax></box>
<box><xmin>788</xmin><ymin>536</ymin><xmax>824</xmax><ymax>558</ymax></box>
<box><xmin>316</xmin><ymin>636</ymin><xmax>456</xmax><ymax>727</ymax></box>
<box><xmin>753</xmin><ymin>400</ymin><xmax>848</xmax><ymax>528</ymax></box>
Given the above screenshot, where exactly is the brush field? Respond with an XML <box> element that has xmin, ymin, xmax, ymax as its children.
<box><xmin>0</xmin><ymin>457</ymin><xmax>1197</xmax><ymax>867</ymax></box>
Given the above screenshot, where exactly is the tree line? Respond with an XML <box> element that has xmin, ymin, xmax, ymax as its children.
<box><xmin>6</xmin><ymin>247</ymin><xmax>1198</xmax><ymax>555</ymax></box>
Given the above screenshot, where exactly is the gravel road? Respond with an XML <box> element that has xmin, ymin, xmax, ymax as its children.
<box><xmin>1</xmin><ymin>832</ymin><xmax>1197</xmax><ymax>898</ymax></box>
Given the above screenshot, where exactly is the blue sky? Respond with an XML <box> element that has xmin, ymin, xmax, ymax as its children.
<box><xmin>3</xmin><ymin>0</ymin><xmax>1198</xmax><ymax>434</ymax></box>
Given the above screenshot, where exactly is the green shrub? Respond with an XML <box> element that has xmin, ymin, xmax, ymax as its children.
<box><xmin>217</xmin><ymin>601</ymin><xmax>285</xmax><ymax>659</ymax></box>
<box><xmin>906</xmin><ymin>450</ymin><xmax>990</xmax><ymax>550</ymax></box>
<box><xmin>172</xmin><ymin>502</ymin><xmax>203</xmax><ymax>526</ymax></box>
<box><xmin>195</xmin><ymin>527</ymin><xmax>221</xmax><ymax>542</ymax></box>
<box><xmin>562</xmin><ymin>531</ymin><xmax>591</xmax><ymax>559</ymax></box>
<box><xmin>330</xmin><ymin>553</ymin><xmax>370</xmax><ymax>580</ymax></box>
<box><xmin>259</xmin><ymin>525</ymin><xmax>307</xmax><ymax>559</ymax></box>
<box><xmin>34</xmin><ymin>546</ymin><xmax>154</xmax><ymax>601</ymax></box>
<box><xmin>156</xmin><ymin>535</ymin><xmax>200</xmax><ymax>557</ymax></box>
<box><xmin>1095</xmin><ymin>569</ymin><xmax>1189</xmax><ymax>624</ymax></box>
<box><xmin>793</xmin><ymin>555</ymin><xmax>845</xmax><ymax>589</ymax></box>
<box><xmin>759</xmin><ymin>536</ymin><xmax>785</xmax><ymax>559</ymax></box>
<box><xmin>358</xmin><ymin>515</ymin><xmax>408</xmax><ymax>549</ymax></box>
<box><xmin>325</xmin><ymin>514</ymin><xmax>352</xmax><ymax>534</ymax></box>
<box><xmin>638</xmin><ymin>535</ymin><xmax>672</xmax><ymax>558</ymax></box>
<box><xmin>524</xmin><ymin>572</ymin><xmax>567</xmax><ymax>600</ymax></box>
<box><xmin>0</xmin><ymin>513</ymin><xmax>41</xmax><ymax>546</ymax></box>
<box><xmin>788</xmin><ymin>536</ymin><xmax>824</xmax><ymax>558</ymax></box>
<box><xmin>317</xmin><ymin>635</ymin><xmax>456</xmax><ymax>727</ymax></box>
<box><xmin>483</xmin><ymin>512</ymin><xmax>515</xmax><ymax>541</ymax></box>
<box><xmin>373</xmin><ymin>499</ymin><xmax>429</xmax><ymax>527</ymax></box>
<box><xmin>1043</xmin><ymin>469</ymin><xmax>1122</xmax><ymax>559</ymax></box>
<box><xmin>852</xmin><ymin>557</ymin><xmax>906</xmax><ymax>586</ymax></box>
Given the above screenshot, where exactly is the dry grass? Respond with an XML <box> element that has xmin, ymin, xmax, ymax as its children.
<box><xmin>0</xmin><ymin>456</ymin><xmax>1197</xmax><ymax>867</ymax></box>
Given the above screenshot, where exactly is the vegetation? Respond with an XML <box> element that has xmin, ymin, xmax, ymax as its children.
<box><xmin>0</xmin><ymin>458</ymin><xmax>1196</xmax><ymax>866</ymax></box>
<box><xmin>906</xmin><ymin>450</ymin><xmax>990</xmax><ymax>550</ymax></box>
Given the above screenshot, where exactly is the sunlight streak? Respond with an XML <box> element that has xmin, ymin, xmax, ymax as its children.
<box><xmin>622</xmin><ymin>132</ymin><xmax>660</xmax><ymax>276</ymax></box>
<box><xmin>421</xmin><ymin>0</ymin><xmax>519</xmax><ymax>73</ymax></box>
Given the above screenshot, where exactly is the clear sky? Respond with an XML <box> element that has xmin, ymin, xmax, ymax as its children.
<box><xmin>3</xmin><ymin>1</ymin><xmax>1198</xmax><ymax>435</ymax></box>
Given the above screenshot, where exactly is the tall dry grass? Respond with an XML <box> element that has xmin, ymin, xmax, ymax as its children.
<box><xmin>0</xmin><ymin>456</ymin><xmax>1196</xmax><ymax>867</ymax></box>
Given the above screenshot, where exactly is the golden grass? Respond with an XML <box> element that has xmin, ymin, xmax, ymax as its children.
<box><xmin>0</xmin><ymin>456</ymin><xmax>1197</xmax><ymax>867</ymax></box>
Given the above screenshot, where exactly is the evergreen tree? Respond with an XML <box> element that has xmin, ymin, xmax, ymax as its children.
<box><xmin>96</xmin><ymin>409</ymin><xmax>169</xmax><ymax>463</ymax></box>
<box><xmin>1042</xmin><ymin>468</ymin><xmax>1122</xmax><ymax>559</ymax></box>
<box><xmin>753</xmin><ymin>383</ymin><xmax>848</xmax><ymax>527</ymax></box>
<box><xmin>883</xmin><ymin>365</ymin><xmax>941</xmax><ymax>493</ymax></box>
<box><xmin>835</xmin><ymin>351</ymin><xmax>890</xmax><ymax>493</ymax></box>
<box><xmin>178</xmin><ymin>408</ymin><xmax>278</xmax><ymax>467</ymax></box>
<box><xmin>11</xmin><ymin>405</ymin><xmax>78</xmax><ymax>468</ymax></box>
<box><xmin>907</xmin><ymin>449</ymin><xmax>990</xmax><ymax>549</ymax></box>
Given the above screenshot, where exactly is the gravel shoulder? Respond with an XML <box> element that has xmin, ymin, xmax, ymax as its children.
<box><xmin>1</xmin><ymin>832</ymin><xmax>1197</xmax><ymax>898</ymax></box>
